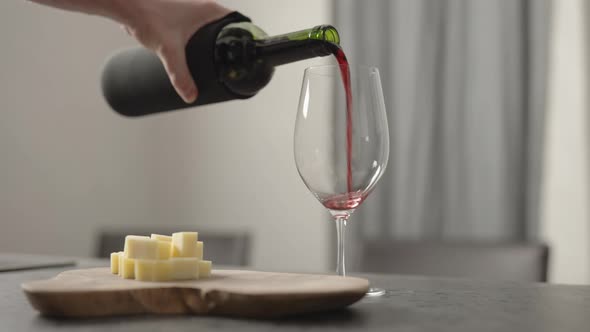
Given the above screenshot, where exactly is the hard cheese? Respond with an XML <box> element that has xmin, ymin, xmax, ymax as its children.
<box><xmin>198</xmin><ymin>260</ymin><xmax>212</xmax><ymax>278</ymax></box>
<box><xmin>171</xmin><ymin>232</ymin><xmax>199</xmax><ymax>257</ymax></box>
<box><xmin>196</xmin><ymin>241</ymin><xmax>204</xmax><ymax>260</ymax></box>
<box><xmin>111</xmin><ymin>232</ymin><xmax>212</xmax><ymax>282</ymax></box>
<box><xmin>124</xmin><ymin>236</ymin><xmax>158</xmax><ymax>259</ymax></box>
<box><xmin>170</xmin><ymin>258</ymin><xmax>200</xmax><ymax>280</ymax></box>
<box><xmin>150</xmin><ymin>233</ymin><xmax>172</xmax><ymax>242</ymax></box>
<box><xmin>135</xmin><ymin>260</ymin><xmax>173</xmax><ymax>282</ymax></box>
<box><xmin>156</xmin><ymin>241</ymin><xmax>171</xmax><ymax>260</ymax></box>
<box><xmin>120</xmin><ymin>256</ymin><xmax>135</xmax><ymax>279</ymax></box>
<box><xmin>110</xmin><ymin>252</ymin><xmax>120</xmax><ymax>274</ymax></box>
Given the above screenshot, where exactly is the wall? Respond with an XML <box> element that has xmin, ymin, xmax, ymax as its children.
<box><xmin>0</xmin><ymin>0</ymin><xmax>334</xmax><ymax>272</ymax></box>
<box><xmin>541</xmin><ymin>0</ymin><xmax>590</xmax><ymax>284</ymax></box>
<box><xmin>6</xmin><ymin>0</ymin><xmax>586</xmax><ymax>283</ymax></box>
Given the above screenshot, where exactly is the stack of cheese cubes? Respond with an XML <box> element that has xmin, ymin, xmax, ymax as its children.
<box><xmin>110</xmin><ymin>232</ymin><xmax>212</xmax><ymax>281</ymax></box>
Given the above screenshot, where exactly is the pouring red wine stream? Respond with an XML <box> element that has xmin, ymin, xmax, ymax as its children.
<box><xmin>335</xmin><ymin>49</ymin><xmax>353</xmax><ymax>195</ymax></box>
<box><xmin>321</xmin><ymin>46</ymin><xmax>364</xmax><ymax>212</ymax></box>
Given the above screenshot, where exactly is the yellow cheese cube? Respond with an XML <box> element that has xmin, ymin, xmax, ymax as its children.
<box><xmin>198</xmin><ymin>260</ymin><xmax>212</xmax><ymax>278</ymax></box>
<box><xmin>110</xmin><ymin>252</ymin><xmax>120</xmax><ymax>274</ymax></box>
<box><xmin>113</xmin><ymin>231</ymin><xmax>212</xmax><ymax>282</ymax></box>
<box><xmin>196</xmin><ymin>241</ymin><xmax>203</xmax><ymax>260</ymax></box>
<box><xmin>121</xmin><ymin>257</ymin><xmax>135</xmax><ymax>279</ymax></box>
<box><xmin>170</xmin><ymin>258</ymin><xmax>199</xmax><ymax>280</ymax></box>
<box><xmin>152</xmin><ymin>261</ymin><xmax>173</xmax><ymax>281</ymax></box>
<box><xmin>150</xmin><ymin>234</ymin><xmax>172</xmax><ymax>242</ymax></box>
<box><xmin>156</xmin><ymin>240</ymin><xmax>171</xmax><ymax>260</ymax></box>
<box><xmin>135</xmin><ymin>260</ymin><xmax>173</xmax><ymax>282</ymax></box>
<box><xmin>118</xmin><ymin>252</ymin><xmax>124</xmax><ymax>276</ymax></box>
<box><xmin>134</xmin><ymin>260</ymin><xmax>155</xmax><ymax>281</ymax></box>
<box><xmin>171</xmin><ymin>232</ymin><xmax>199</xmax><ymax>257</ymax></box>
<box><xmin>124</xmin><ymin>235</ymin><xmax>158</xmax><ymax>259</ymax></box>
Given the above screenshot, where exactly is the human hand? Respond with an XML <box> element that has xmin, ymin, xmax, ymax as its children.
<box><xmin>119</xmin><ymin>0</ymin><xmax>231</xmax><ymax>103</ymax></box>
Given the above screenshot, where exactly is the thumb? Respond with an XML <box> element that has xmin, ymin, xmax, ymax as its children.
<box><xmin>158</xmin><ymin>44</ymin><xmax>198</xmax><ymax>104</ymax></box>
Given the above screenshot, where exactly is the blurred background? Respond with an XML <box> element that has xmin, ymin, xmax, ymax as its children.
<box><xmin>0</xmin><ymin>0</ymin><xmax>588</xmax><ymax>284</ymax></box>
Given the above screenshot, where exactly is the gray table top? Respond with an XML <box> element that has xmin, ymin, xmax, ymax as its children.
<box><xmin>2</xmin><ymin>257</ymin><xmax>590</xmax><ymax>332</ymax></box>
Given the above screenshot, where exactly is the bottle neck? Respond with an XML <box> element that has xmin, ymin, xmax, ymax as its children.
<box><xmin>214</xmin><ymin>24</ymin><xmax>341</xmax><ymax>97</ymax></box>
<box><xmin>255</xmin><ymin>25</ymin><xmax>341</xmax><ymax>67</ymax></box>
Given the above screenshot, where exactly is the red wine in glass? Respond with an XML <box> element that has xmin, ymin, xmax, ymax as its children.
<box><xmin>320</xmin><ymin>191</ymin><xmax>367</xmax><ymax>211</ymax></box>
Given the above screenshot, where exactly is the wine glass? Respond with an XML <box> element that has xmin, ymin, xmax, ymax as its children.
<box><xmin>294</xmin><ymin>64</ymin><xmax>389</xmax><ymax>296</ymax></box>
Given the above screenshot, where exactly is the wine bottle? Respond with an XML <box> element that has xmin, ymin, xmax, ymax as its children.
<box><xmin>101</xmin><ymin>12</ymin><xmax>340</xmax><ymax>117</ymax></box>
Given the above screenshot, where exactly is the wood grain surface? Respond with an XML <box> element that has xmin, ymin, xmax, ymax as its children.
<box><xmin>22</xmin><ymin>268</ymin><xmax>369</xmax><ymax>318</ymax></box>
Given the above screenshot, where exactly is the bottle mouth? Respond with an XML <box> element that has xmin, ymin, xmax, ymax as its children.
<box><xmin>310</xmin><ymin>25</ymin><xmax>340</xmax><ymax>45</ymax></box>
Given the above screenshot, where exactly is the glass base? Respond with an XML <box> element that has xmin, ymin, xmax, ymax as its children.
<box><xmin>366</xmin><ymin>287</ymin><xmax>386</xmax><ymax>297</ymax></box>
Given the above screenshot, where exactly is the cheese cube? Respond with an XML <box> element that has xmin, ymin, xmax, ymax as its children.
<box><xmin>196</xmin><ymin>241</ymin><xmax>203</xmax><ymax>260</ymax></box>
<box><xmin>152</xmin><ymin>261</ymin><xmax>173</xmax><ymax>281</ymax></box>
<box><xmin>112</xmin><ymin>231</ymin><xmax>213</xmax><ymax>282</ymax></box>
<box><xmin>151</xmin><ymin>234</ymin><xmax>172</xmax><ymax>242</ymax></box>
<box><xmin>171</xmin><ymin>232</ymin><xmax>199</xmax><ymax>257</ymax></box>
<box><xmin>134</xmin><ymin>260</ymin><xmax>154</xmax><ymax>281</ymax></box>
<box><xmin>120</xmin><ymin>257</ymin><xmax>135</xmax><ymax>279</ymax></box>
<box><xmin>118</xmin><ymin>252</ymin><xmax>124</xmax><ymax>276</ymax></box>
<box><xmin>135</xmin><ymin>260</ymin><xmax>173</xmax><ymax>282</ymax></box>
<box><xmin>156</xmin><ymin>240</ymin><xmax>171</xmax><ymax>260</ymax></box>
<box><xmin>170</xmin><ymin>258</ymin><xmax>199</xmax><ymax>280</ymax></box>
<box><xmin>198</xmin><ymin>260</ymin><xmax>212</xmax><ymax>278</ymax></box>
<box><xmin>124</xmin><ymin>235</ymin><xmax>158</xmax><ymax>259</ymax></box>
<box><xmin>110</xmin><ymin>252</ymin><xmax>120</xmax><ymax>274</ymax></box>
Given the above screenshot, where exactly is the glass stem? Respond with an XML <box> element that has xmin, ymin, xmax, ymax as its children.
<box><xmin>335</xmin><ymin>216</ymin><xmax>347</xmax><ymax>277</ymax></box>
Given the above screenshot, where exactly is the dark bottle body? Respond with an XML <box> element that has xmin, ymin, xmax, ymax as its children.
<box><xmin>101</xmin><ymin>12</ymin><xmax>340</xmax><ymax>117</ymax></box>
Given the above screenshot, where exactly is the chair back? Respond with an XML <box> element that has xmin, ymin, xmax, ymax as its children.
<box><xmin>358</xmin><ymin>240</ymin><xmax>549</xmax><ymax>282</ymax></box>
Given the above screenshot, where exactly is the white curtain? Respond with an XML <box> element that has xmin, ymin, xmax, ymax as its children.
<box><xmin>541</xmin><ymin>0</ymin><xmax>590</xmax><ymax>284</ymax></box>
<box><xmin>335</xmin><ymin>0</ymin><xmax>550</xmax><ymax>241</ymax></box>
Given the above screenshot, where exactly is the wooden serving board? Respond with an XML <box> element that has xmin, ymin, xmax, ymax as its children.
<box><xmin>22</xmin><ymin>268</ymin><xmax>369</xmax><ymax>318</ymax></box>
